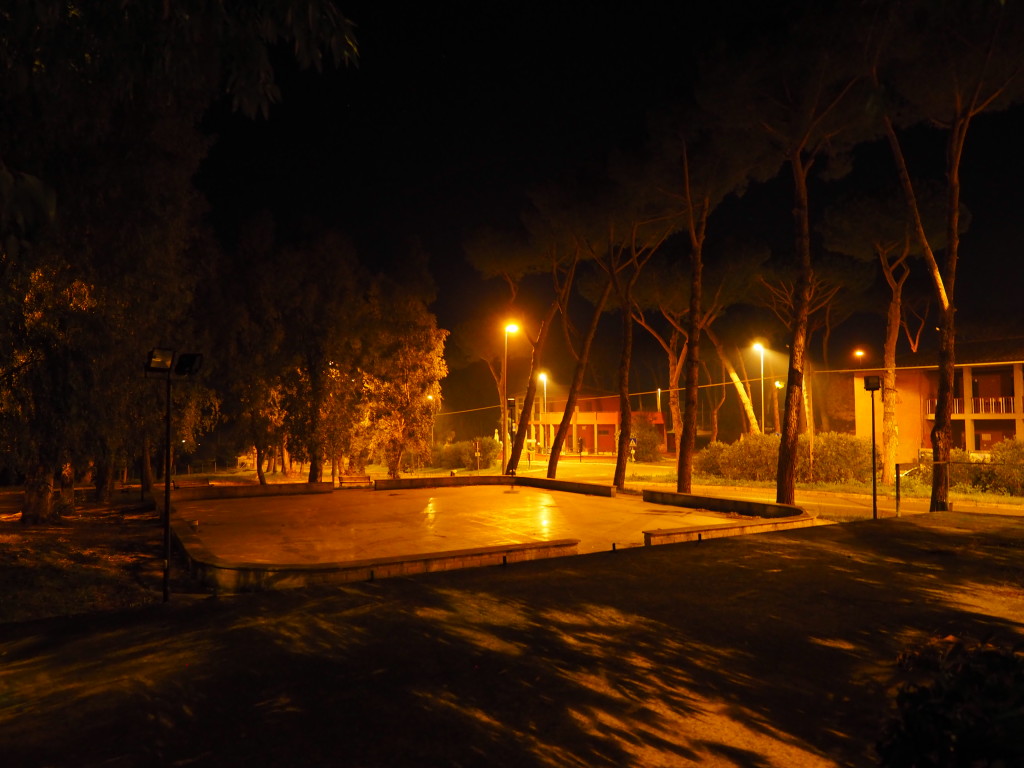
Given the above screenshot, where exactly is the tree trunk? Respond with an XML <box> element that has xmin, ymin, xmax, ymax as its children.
<box><xmin>881</xmin><ymin>267</ymin><xmax>905</xmax><ymax>486</ymax></box>
<box><xmin>702</xmin><ymin>360</ymin><xmax>726</xmax><ymax>443</ymax></box>
<box><xmin>931</xmin><ymin>306</ymin><xmax>955</xmax><ymax>510</ymax></box>
<box><xmin>141</xmin><ymin>436</ymin><xmax>155</xmax><ymax>496</ymax></box>
<box><xmin>668</xmin><ymin>343</ymin><xmax>683</xmax><ymax>457</ymax></box>
<box><xmin>547</xmin><ymin>277</ymin><xmax>612</xmax><ymax>478</ymax></box>
<box><xmin>22</xmin><ymin>464</ymin><xmax>57</xmax><ymax>525</ymax></box>
<box><xmin>94</xmin><ymin>459</ymin><xmax>115</xmax><ymax>504</ymax></box>
<box><xmin>507</xmin><ymin>302</ymin><xmax>558</xmax><ymax>473</ymax></box>
<box><xmin>60</xmin><ymin>462</ymin><xmax>76</xmax><ymax>513</ymax></box>
<box><xmin>613</xmin><ymin>295</ymin><xmax>634</xmax><ymax>491</ymax></box>
<box><xmin>777</xmin><ymin>154</ymin><xmax>813</xmax><ymax>506</ymax></box>
<box><xmin>255</xmin><ymin>444</ymin><xmax>267</xmax><ymax>485</ymax></box>
<box><xmin>704</xmin><ymin>327</ymin><xmax>760</xmax><ymax>434</ymax></box>
<box><xmin>677</xmin><ymin>253</ymin><xmax>702</xmax><ymax>493</ymax></box>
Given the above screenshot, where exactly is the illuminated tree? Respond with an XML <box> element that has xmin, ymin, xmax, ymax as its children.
<box><xmin>361</xmin><ymin>281</ymin><xmax>448</xmax><ymax>478</ymax></box>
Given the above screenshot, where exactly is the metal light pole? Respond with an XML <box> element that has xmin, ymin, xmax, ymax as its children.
<box><xmin>753</xmin><ymin>342</ymin><xmax>765</xmax><ymax>433</ymax></box>
<box><xmin>145</xmin><ymin>348</ymin><xmax>203</xmax><ymax>602</ymax></box>
<box><xmin>502</xmin><ymin>323</ymin><xmax>518</xmax><ymax>473</ymax></box>
<box><xmin>865</xmin><ymin>375</ymin><xmax>881</xmax><ymax>520</ymax></box>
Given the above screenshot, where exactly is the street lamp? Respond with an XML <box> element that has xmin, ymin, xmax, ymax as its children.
<box><xmin>145</xmin><ymin>348</ymin><xmax>203</xmax><ymax>603</ymax></box>
<box><xmin>864</xmin><ymin>375</ymin><xmax>881</xmax><ymax>520</ymax></box>
<box><xmin>854</xmin><ymin>348</ymin><xmax>865</xmax><ymax>367</ymax></box>
<box><xmin>538</xmin><ymin>372</ymin><xmax>547</xmax><ymax>451</ymax></box>
<box><xmin>502</xmin><ymin>323</ymin><xmax>518</xmax><ymax>474</ymax></box>
<box><xmin>753</xmin><ymin>342</ymin><xmax>765</xmax><ymax>433</ymax></box>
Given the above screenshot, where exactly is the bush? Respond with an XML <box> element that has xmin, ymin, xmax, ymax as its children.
<box><xmin>718</xmin><ymin>433</ymin><xmax>780</xmax><ymax>482</ymax></box>
<box><xmin>695</xmin><ymin>432</ymin><xmax>876</xmax><ymax>484</ymax></box>
<box><xmin>919</xmin><ymin>449</ymin><xmax>996</xmax><ymax>491</ymax></box>
<box><xmin>988</xmin><ymin>438</ymin><xmax>1024</xmax><ymax>496</ymax></box>
<box><xmin>877</xmin><ymin>636</ymin><xmax>1024</xmax><ymax>767</ymax></box>
<box><xmin>797</xmin><ymin>432</ymin><xmax>875</xmax><ymax>484</ymax></box>
<box><xmin>631</xmin><ymin>413</ymin><xmax>664</xmax><ymax>462</ymax></box>
<box><xmin>695</xmin><ymin>441</ymin><xmax>728</xmax><ymax>477</ymax></box>
<box><xmin>435</xmin><ymin>438</ymin><xmax>499</xmax><ymax>470</ymax></box>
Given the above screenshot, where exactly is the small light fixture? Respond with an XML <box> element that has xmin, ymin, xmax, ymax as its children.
<box><xmin>145</xmin><ymin>348</ymin><xmax>175</xmax><ymax>374</ymax></box>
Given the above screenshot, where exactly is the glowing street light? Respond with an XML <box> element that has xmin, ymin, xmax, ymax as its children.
<box><xmin>502</xmin><ymin>323</ymin><xmax>518</xmax><ymax>473</ymax></box>
<box><xmin>753</xmin><ymin>342</ymin><xmax>765</xmax><ymax>433</ymax></box>
<box><xmin>854</xmin><ymin>348</ymin><xmax>865</xmax><ymax>367</ymax></box>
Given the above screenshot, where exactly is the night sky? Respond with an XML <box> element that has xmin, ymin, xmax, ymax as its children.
<box><xmin>198</xmin><ymin>2</ymin><xmax>1024</xmax><ymax>413</ymax></box>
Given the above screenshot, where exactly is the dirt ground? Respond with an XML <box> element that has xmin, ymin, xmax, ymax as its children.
<box><xmin>1</xmin><ymin>490</ymin><xmax>1023</xmax><ymax>767</ymax></box>
<box><xmin>0</xmin><ymin>491</ymin><xmax>204</xmax><ymax>623</ymax></box>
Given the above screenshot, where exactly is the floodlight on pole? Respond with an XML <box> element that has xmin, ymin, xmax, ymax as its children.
<box><xmin>753</xmin><ymin>342</ymin><xmax>765</xmax><ymax>433</ymax></box>
<box><xmin>864</xmin><ymin>375</ymin><xmax>881</xmax><ymax>520</ymax></box>
<box><xmin>145</xmin><ymin>347</ymin><xmax>203</xmax><ymax>603</ymax></box>
<box><xmin>502</xmin><ymin>323</ymin><xmax>518</xmax><ymax>474</ymax></box>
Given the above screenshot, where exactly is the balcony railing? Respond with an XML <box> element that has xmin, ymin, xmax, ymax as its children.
<box><xmin>973</xmin><ymin>396</ymin><xmax>1016</xmax><ymax>414</ymax></box>
<box><xmin>925</xmin><ymin>396</ymin><xmax>1018</xmax><ymax>416</ymax></box>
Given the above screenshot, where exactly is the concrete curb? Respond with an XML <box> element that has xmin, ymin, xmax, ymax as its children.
<box><xmin>643</xmin><ymin>514</ymin><xmax>822</xmax><ymax>546</ymax></box>
<box><xmin>374</xmin><ymin>475</ymin><xmax>615</xmax><ymax>497</ymax></box>
<box><xmin>642</xmin><ymin>489</ymin><xmax>807</xmax><ymax>519</ymax></box>
<box><xmin>172</xmin><ymin>518</ymin><xmax>578</xmax><ymax>592</ymax></box>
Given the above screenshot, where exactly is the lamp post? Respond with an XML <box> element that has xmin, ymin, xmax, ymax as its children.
<box><xmin>538</xmin><ymin>372</ymin><xmax>547</xmax><ymax>451</ymax></box>
<box><xmin>753</xmin><ymin>342</ymin><xmax>765</xmax><ymax>433</ymax></box>
<box><xmin>865</xmin><ymin>374</ymin><xmax>881</xmax><ymax>520</ymax></box>
<box><xmin>145</xmin><ymin>348</ymin><xmax>203</xmax><ymax>602</ymax></box>
<box><xmin>502</xmin><ymin>323</ymin><xmax>518</xmax><ymax>474</ymax></box>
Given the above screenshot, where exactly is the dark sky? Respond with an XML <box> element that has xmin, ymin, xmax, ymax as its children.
<box><xmin>199</xmin><ymin>2</ymin><xmax>1024</xmax><ymax>402</ymax></box>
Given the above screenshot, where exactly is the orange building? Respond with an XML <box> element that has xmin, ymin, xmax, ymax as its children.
<box><xmin>526</xmin><ymin>391</ymin><xmax>667</xmax><ymax>455</ymax></box>
<box><xmin>852</xmin><ymin>338</ymin><xmax>1024</xmax><ymax>459</ymax></box>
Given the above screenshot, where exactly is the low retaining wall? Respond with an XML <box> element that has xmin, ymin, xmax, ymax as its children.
<box><xmin>172</xmin><ymin>522</ymin><xmax>579</xmax><ymax>592</ymax></box>
<box><xmin>642</xmin><ymin>489</ymin><xmax>804</xmax><ymax>519</ymax></box>
<box><xmin>515</xmin><ymin>476</ymin><xmax>615</xmax><ymax>497</ymax></box>
<box><xmin>374</xmin><ymin>474</ymin><xmax>614</xmax><ymax>497</ymax></box>
<box><xmin>643</xmin><ymin>515</ymin><xmax>819</xmax><ymax>547</ymax></box>
<box><xmin>374</xmin><ymin>475</ymin><xmax>510</xmax><ymax>491</ymax></box>
<box><xmin>170</xmin><ymin>482</ymin><xmax>334</xmax><ymax>503</ymax></box>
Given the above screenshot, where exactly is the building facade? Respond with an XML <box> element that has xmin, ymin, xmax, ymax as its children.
<box><xmin>853</xmin><ymin>339</ymin><xmax>1024</xmax><ymax>459</ymax></box>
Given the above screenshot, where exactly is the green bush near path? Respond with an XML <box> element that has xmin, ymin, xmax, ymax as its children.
<box><xmin>695</xmin><ymin>432</ymin><xmax>876</xmax><ymax>484</ymax></box>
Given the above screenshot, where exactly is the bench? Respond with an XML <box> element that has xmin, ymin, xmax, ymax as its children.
<box><xmin>338</xmin><ymin>475</ymin><xmax>372</xmax><ymax>487</ymax></box>
<box><xmin>173</xmin><ymin>478</ymin><xmax>211</xmax><ymax>490</ymax></box>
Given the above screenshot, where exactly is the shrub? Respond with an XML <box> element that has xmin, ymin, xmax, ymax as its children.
<box><xmin>797</xmin><ymin>432</ymin><xmax>874</xmax><ymax>484</ymax></box>
<box><xmin>718</xmin><ymin>433</ymin><xmax>780</xmax><ymax>482</ymax></box>
<box><xmin>631</xmin><ymin>413</ymin><xmax>664</xmax><ymax>462</ymax></box>
<box><xmin>435</xmin><ymin>438</ymin><xmax>499</xmax><ymax>469</ymax></box>
<box><xmin>695</xmin><ymin>441</ymin><xmax>728</xmax><ymax>477</ymax></box>
<box><xmin>877</xmin><ymin>636</ymin><xmax>1024</xmax><ymax>767</ymax></box>
<box><xmin>919</xmin><ymin>449</ymin><xmax>996</xmax><ymax>491</ymax></box>
<box><xmin>988</xmin><ymin>438</ymin><xmax>1024</xmax><ymax>496</ymax></box>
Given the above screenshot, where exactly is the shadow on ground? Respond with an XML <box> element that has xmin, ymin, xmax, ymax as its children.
<box><xmin>1</xmin><ymin>512</ymin><xmax>1023</xmax><ymax>767</ymax></box>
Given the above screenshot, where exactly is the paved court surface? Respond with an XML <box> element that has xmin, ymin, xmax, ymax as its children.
<box><xmin>172</xmin><ymin>485</ymin><xmax>781</xmax><ymax>566</ymax></box>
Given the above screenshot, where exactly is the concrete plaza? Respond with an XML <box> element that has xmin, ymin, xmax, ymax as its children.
<box><xmin>172</xmin><ymin>484</ymin><xmax>784</xmax><ymax>566</ymax></box>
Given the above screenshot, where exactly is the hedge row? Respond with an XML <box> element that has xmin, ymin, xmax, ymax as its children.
<box><xmin>695</xmin><ymin>432</ymin><xmax>876</xmax><ymax>484</ymax></box>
